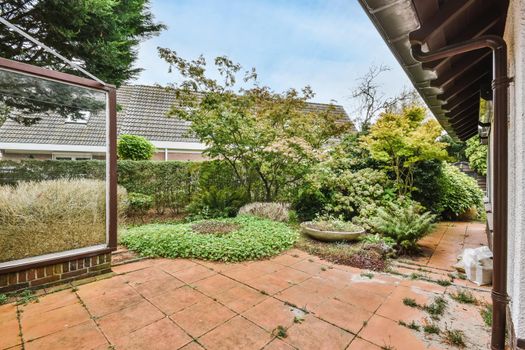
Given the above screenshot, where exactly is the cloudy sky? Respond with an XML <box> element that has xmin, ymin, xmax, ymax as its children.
<box><xmin>134</xmin><ymin>0</ymin><xmax>412</xmax><ymax>120</ymax></box>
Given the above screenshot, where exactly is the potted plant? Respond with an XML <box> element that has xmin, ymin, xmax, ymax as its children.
<box><xmin>300</xmin><ymin>216</ymin><xmax>365</xmax><ymax>242</ymax></box>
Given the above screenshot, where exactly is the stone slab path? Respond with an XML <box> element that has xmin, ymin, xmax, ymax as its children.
<box><xmin>1</xmin><ymin>222</ymin><xmax>492</xmax><ymax>350</ymax></box>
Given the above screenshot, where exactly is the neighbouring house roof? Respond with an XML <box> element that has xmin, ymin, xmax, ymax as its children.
<box><xmin>359</xmin><ymin>0</ymin><xmax>509</xmax><ymax>140</ymax></box>
<box><xmin>0</xmin><ymin>84</ymin><xmax>352</xmax><ymax>150</ymax></box>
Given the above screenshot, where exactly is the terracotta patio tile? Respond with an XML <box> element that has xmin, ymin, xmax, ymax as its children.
<box><xmin>169</xmin><ymin>265</ymin><xmax>217</xmax><ymax>284</ymax></box>
<box><xmin>80</xmin><ymin>283</ymin><xmax>143</xmax><ymax>317</ymax></box>
<box><xmin>222</xmin><ymin>265</ymin><xmax>264</xmax><ymax>283</ymax></box>
<box><xmin>245</xmin><ymin>273</ymin><xmax>293</xmax><ymax>295</ymax></box>
<box><xmin>111</xmin><ymin>259</ymin><xmax>154</xmax><ymax>274</ymax></box>
<box><xmin>157</xmin><ymin>259</ymin><xmax>198</xmax><ymax>275</ymax></box>
<box><xmin>121</xmin><ymin>267</ymin><xmax>171</xmax><ymax>285</ymax></box>
<box><xmin>195</xmin><ymin>260</ymin><xmax>240</xmax><ymax>273</ymax></box>
<box><xmin>21</xmin><ymin>302</ymin><xmax>91</xmax><ymax>341</ymax></box>
<box><xmin>284</xmin><ymin>314</ymin><xmax>353</xmax><ymax>350</ymax></box>
<box><xmin>97</xmin><ymin>300</ymin><xmax>164</xmax><ymax>343</ymax></box>
<box><xmin>148</xmin><ymin>285</ymin><xmax>209</xmax><ymax>315</ymax></box>
<box><xmin>347</xmin><ymin>279</ymin><xmax>397</xmax><ymax>298</ymax></box>
<box><xmin>375</xmin><ymin>286</ymin><xmax>431</xmax><ymax>323</ymax></box>
<box><xmin>215</xmin><ymin>284</ymin><xmax>268</xmax><ymax>313</ymax></box>
<box><xmin>24</xmin><ymin>320</ymin><xmax>107</xmax><ymax>350</ymax></box>
<box><xmin>75</xmin><ymin>275</ymin><xmax>129</xmax><ymax>300</ymax></box>
<box><xmin>290</xmin><ymin>259</ymin><xmax>327</xmax><ymax>275</ymax></box>
<box><xmin>298</xmin><ymin>275</ymin><xmax>343</xmax><ymax>296</ymax></box>
<box><xmin>179</xmin><ymin>341</ymin><xmax>206</xmax><ymax>350</ymax></box>
<box><xmin>131</xmin><ymin>274</ymin><xmax>185</xmax><ymax>299</ymax></box>
<box><xmin>199</xmin><ymin>316</ymin><xmax>270</xmax><ymax>350</ymax></box>
<box><xmin>271</xmin><ymin>267</ymin><xmax>310</xmax><ymax>285</ymax></box>
<box><xmin>334</xmin><ymin>285</ymin><xmax>387</xmax><ymax>313</ymax></box>
<box><xmin>248</xmin><ymin>260</ymin><xmax>287</xmax><ymax>274</ymax></box>
<box><xmin>271</xmin><ymin>253</ymin><xmax>305</xmax><ymax>266</ymax></box>
<box><xmin>400</xmin><ymin>278</ymin><xmax>447</xmax><ymax>294</ymax></box>
<box><xmin>243</xmin><ymin>298</ymin><xmax>299</xmax><ymax>332</ymax></box>
<box><xmin>192</xmin><ymin>274</ymin><xmax>241</xmax><ymax>296</ymax></box>
<box><xmin>113</xmin><ymin>317</ymin><xmax>192</xmax><ymax>350</ymax></box>
<box><xmin>347</xmin><ymin>337</ymin><xmax>381</xmax><ymax>350</ymax></box>
<box><xmin>359</xmin><ymin>314</ymin><xmax>437</xmax><ymax>350</ymax></box>
<box><xmin>314</xmin><ymin>298</ymin><xmax>372</xmax><ymax>334</ymax></box>
<box><xmin>20</xmin><ymin>289</ymin><xmax>78</xmax><ymax>315</ymax></box>
<box><xmin>263</xmin><ymin>338</ymin><xmax>296</xmax><ymax>350</ymax></box>
<box><xmin>317</xmin><ymin>267</ymin><xmax>354</xmax><ymax>286</ymax></box>
<box><xmin>274</xmin><ymin>283</ymin><xmax>332</xmax><ymax>312</ymax></box>
<box><xmin>0</xmin><ymin>314</ymin><xmax>22</xmax><ymax>349</ymax></box>
<box><xmin>170</xmin><ymin>299</ymin><xmax>235</xmax><ymax>337</ymax></box>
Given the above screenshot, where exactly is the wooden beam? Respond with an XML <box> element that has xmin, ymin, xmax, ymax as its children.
<box><xmin>438</xmin><ymin>70</ymin><xmax>488</xmax><ymax>101</ymax></box>
<box><xmin>451</xmin><ymin>113</ymin><xmax>478</xmax><ymax>128</ymax></box>
<box><xmin>455</xmin><ymin>120</ymin><xmax>478</xmax><ymax>135</ymax></box>
<box><xmin>458</xmin><ymin>128</ymin><xmax>479</xmax><ymax>141</ymax></box>
<box><xmin>431</xmin><ymin>51</ymin><xmax>491</xmax><ymax>88</ymax></box>
<box><xmin>444</xmin><ymin>88</ymin><xmax>480</xmax><ymax>109</ymax></box>
<box><xmin>447</xmin><ymin>95</ymin><xmax>480</xmax><ymax>114</ymax></box>
<box><xmin>409</xmin><ymin>0</ymin><xmax>477</xmax><ymax>45</ymax></box>
<box><xmin>449</xmin><ymin>109</ymin><xmax>478</xmax><ymax>124</ymax></box>
<box><xmin>423</xmin><ymin>8</ymin><xmax>501</xmax><ymax>70</ymax></box>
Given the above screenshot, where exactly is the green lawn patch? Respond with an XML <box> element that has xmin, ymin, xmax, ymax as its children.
<box><xmin>120</xmin><ymin>215</ymin><xmax>298</xmax><ymax>262</ymax></box>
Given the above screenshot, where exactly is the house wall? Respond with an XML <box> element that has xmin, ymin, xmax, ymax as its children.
<box><xmin>504</xmin><ymin>0</ymin><xmax>525</xmax><ymax>345</ymax></box>
<box><xmin>0</xmin><ymin>150</ymin><xmax>205</xmax><ymax>162</ymax></box>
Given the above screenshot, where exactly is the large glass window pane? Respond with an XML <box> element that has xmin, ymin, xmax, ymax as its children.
<box><xmin>0</xmin><ymin>68</ymin><xmax>108</xmax><ymax>263</ymax></box>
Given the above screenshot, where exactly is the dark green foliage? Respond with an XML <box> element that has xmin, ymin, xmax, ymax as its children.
<box><xmin>439</xmin><ymin>134</ymin><xmax>467</xmax><ymax>162</ymax></box>
<box><xmin>424</xmin><ymin>296</ymin><xmax>447</xmax><ymax>319</ymax></box>
<box><xmin>403</xmin><ymin>298</ymin><xmax>418</xmax><ymax>308</ymax></box>
<box><xmin>436</xmin><ymin>279</ymin><xmax>452</xmax><ymax>287</ymax></box>
<box><xmin>292</xmin><ymin>187</ymin><xmax>326</xmax><ymax>221</ymax></box>
<box><xmin>411</xmin><ymin>160</ymin><xmax>443</xmax><ymax>214</ymax></box>
<box><xmin>465</xmin><ymin>136</ymin><xmax>488</xmax><ymax>176</ymax></box>
<box><xmin>117</xmin><ymin>135</ymin><xmax>156</xmax><ymax>161</ymax></box>
<box><xmin>423</xmin><ymin>323</ymin><xmax>440</xmax><ymax>335</ymax></box>
<box><xmin>398</xmin><ymin>320</ymin><xmax>420</xmax><ymax>331</ymax></box>
<box><xmin>127</xmin><ymin>192</ymin><xmax>153</xmax><ymax>216</ymax></box>
<box><xmin>444</xmin><ymin>329</ymin><xmax>466</xmax><ymax>347</ymax></box>
<box><xmin>436</xmin><ymin>163</ymin><xmax>483</xmax><ymax>220</ymax></box>
<box><xmin>0</xmin><ymin>294</ymin><xmax>7</xmax><ymax>305</ymax></box>
<box><xmin>0</xmin><ymin>0</ymin><xmax>165</xmax><ymax>87</ymax></box>
<box><xmin>450</xmin><ymin>290</ymin><xmax>477</xmax><ymax>304</ymax></box>
<box><xmin>121</xmin><ymin>216</ymin><xmax>298</xmax><ymax>262</ymax></box>
<box><xmin>366</xmin><ymin>200</ymin><xmax>436</xmax><ymax>253</ymax></box>
<box><xmin>186</xmin><ymin>186</ymin><xmax>248</xmax><ymax>219</ymax></box>
<box><xmin>480</xmin><ymin>304</ymin><xmax>493</xmax><ymax>327</ymax></box>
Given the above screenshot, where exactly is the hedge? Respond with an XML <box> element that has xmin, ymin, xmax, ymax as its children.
<box><xmin>0</xmin><ymin>160</ymin><xmax>239</xmax><ymax>214</ymax></box>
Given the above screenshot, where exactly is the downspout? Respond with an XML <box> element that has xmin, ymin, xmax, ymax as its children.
<box><xmin>411</xmin><ymin>35</ymin><xmax>509</xmax><ymax>350</ymax></box>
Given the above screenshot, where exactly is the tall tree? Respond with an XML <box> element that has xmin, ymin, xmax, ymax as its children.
<box><xmin>158</xmin><ymin>49</ymin><xmax>350</xmax><ymax>201</ymax></box>
<box><xmin>362</xmin><ymin>106</ymin><xmax>449</xmax><ymax>195</ymax></box>
<box><xmin>0</xmin><ymin>0</ymin><xmax>165</xmax><ymax>86</ymax></box>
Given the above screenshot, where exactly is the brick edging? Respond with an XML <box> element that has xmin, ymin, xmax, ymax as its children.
<box><xmin>0</xmin><ymin>253</ymin><xmax>111</xmax><ymax>293</ymax></box>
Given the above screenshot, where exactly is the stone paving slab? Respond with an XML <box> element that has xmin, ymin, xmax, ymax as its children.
<box><xmin>0</xmin><ymin>223</ymin><xmax>492</xmax><ymax>350</ymax></box>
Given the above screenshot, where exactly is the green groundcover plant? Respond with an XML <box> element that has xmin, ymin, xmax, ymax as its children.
<box><xmin>120</xmin><ymin>215</ymin><xmax>298</xmax><ymax>262</ymax></box>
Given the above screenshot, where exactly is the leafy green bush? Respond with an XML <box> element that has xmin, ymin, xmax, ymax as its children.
<box><xmin>187</xmin><ymin>186</ymin><xmax>248</xmax><ymax>219</ymax></box>
<box><xmin>0</xmin><ymin>179</ymin><xmax>127</xmax><ymax>262</ymax></box>
<box><xmin>411</xmin><ymin>160</ymin><xmax>443</xmax><ymax>214</ymax></box>
<box><xmin>437</xmin><ymin>163</ymin><xmax>483</xmax><ymax>219</ymax></box>
<box><xmin>121</xmin><ymin>215</ymin><xmax>298</xmax><ymax>262</ymax></box>
<box><xmin>117</xmin><ymin>134</ymin><xmax>156</xmax><ymax>160</ymax></box>
<box><xmin>294</xmin><ymin>167</ymin><xmax>395</xmax><ymax>221</ymax></box>
<box><xmin>238</xmin><ymin>202</ymin><xmax>290</xmax><ymax>222</ymax></box>
<box><xmin>465</xmin><ymin>136</ymin><xmax>488</xmax><ymax>176</ymax></box>
<box><xmin>127</xmin><ymin>192</ymin><xmax>153</xmax><ymax>217</ymax></box>
<box><xmin>366</xmin><ymin>200</ymin><xmax>436</xmax><ymax>253</ymax></box>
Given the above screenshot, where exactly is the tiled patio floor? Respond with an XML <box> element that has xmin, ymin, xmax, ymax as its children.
<box><xmin>1</xmin><ymin>222</ymin><xmax>491</xmax><ymax>350</ymax></box>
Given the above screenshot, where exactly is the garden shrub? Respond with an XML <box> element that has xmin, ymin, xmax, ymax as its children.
<box><xmin>294</xmin><ymin>167</ymin><xmax>396</xmax><ymax>221</ymax></box>
<box><xmin>127</xmin><ymin>192</ymin><xmax>154</xmax><ymax>217</ymax></box>
<box><xmin>436</xmin><ymin>162</ymin><xmax>484</xmax><ymax>219</ymax></box>
<box><xmin>186</xmin><ymin>186</ymin><xmax>248</xmax><ymax>219</ymax></box>
<box><xmin>465</xmin><ymin>136</ymin><xmax>488</xmax><ymax>176</ymax></box>
<box><xmin>120</xmin><ymin>215</ymin><xmax>298</xmax><ymax>262</ymax></box>
<box><xmin>0</xmin><ymin>179</ymin><xmax>127</xmax><ymax>262</ymax></box>
<box><xmin>117</xmin><ymin>134</ymin><xmax>155</xmax><ymax>160</ymax></box>
<box><xmin>238</xmin><ymin>202</ymin><xmax>290</xmax><ymax>222</ymax></box>
<box><xmin>365</xmin><ymin>199</ymin><xmax>436</xmax><ymax>254</ymax></box>
<box><xmin>411</xmin><ymin>160</ymin><xmax>443</xmax><ymax>214</ymax></box>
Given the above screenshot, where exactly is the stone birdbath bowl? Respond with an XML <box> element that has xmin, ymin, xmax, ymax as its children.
<box><xmin>300</xmin><ymin>221</ymin><xmax>366</xmax><ymax>242</ymax></box>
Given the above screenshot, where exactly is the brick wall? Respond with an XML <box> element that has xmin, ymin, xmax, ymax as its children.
<box><xmin>0</xmin><ymin>253</ymin><xmax>111</xmax><ymax>293</ymax></box>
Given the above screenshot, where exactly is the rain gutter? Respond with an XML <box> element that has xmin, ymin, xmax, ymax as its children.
<box><xmin>411</xmin><ymin>35</ymin><xmax>509</xmax><ymax>350</ymax></box>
